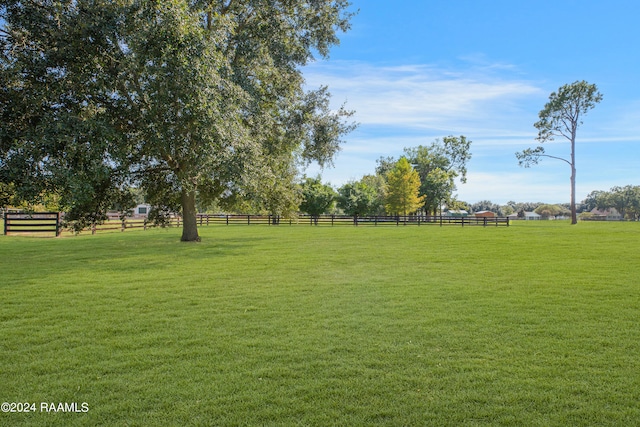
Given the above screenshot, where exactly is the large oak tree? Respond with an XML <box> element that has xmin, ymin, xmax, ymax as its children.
<box><xmin>0</xmin><ymin>0</ymin><xmax>355</xmax><ymax>241</ymax></box>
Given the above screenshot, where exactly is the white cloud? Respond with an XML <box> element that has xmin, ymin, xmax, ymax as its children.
<box><xmin>304</xmin><ymin>60</ymin><xmax>543</xmax><ymax>133</ymax></box>
<box><xmin>300</xmin><ymin>60</ymin><xmax>640</xmax><ymax>203</ymax></box>
<box><xmin>455</xmin><ymin>171</ymin><xmax>571</xmax><ymax>204</ymax></box>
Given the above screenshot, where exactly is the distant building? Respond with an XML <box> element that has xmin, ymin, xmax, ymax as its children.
<box><xmin>507</xmin><ymin>211</ymin><xmax>541</xmax><ymax>220</ymax></box>
<box><xmin>590</xmin><ymin>208</ymin><xmax>622</xmax><ymax>220</ymax></box>
<box><xmin>445</xmin><ymin>209</ymin><xmax>469</xmax><ymax>217</ymax></box>
<box><xmin>132</xmin><ymin>204</ymin><xmax>152</xmax><ymax>218</ymax></box>
<box><xmin>106</xmin><ymin>204</ymin><xmax>153</xmax><ymax>220</ymax></box>
<box><xmin>474</xmin><ymin>211</ymin><xmax>496</xmax><ymax>218</ymax></box>
<box><xmin>524</xmin><ymin>211</ymin><xmax>541</xmax><ymax>220</ymax></box>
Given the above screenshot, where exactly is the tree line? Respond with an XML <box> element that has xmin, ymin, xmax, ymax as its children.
<box><xmin>300</xmin><ymin>136</ymin><xmax>472</xmax><ymax>217</ymax></box>
<box><xmin>442</xmin><ymin>187</ymin><xmax>640</xmax><ymax>221</ymax></box>
<box><xmin>298</xmin><ymin>181</ymin><xmax>640</xmax><ymax>221</ymax></box>
<box><xmin>581</xmin><ymin>186</ymin><xmax>640</xmax><ymax>220</ymax></box>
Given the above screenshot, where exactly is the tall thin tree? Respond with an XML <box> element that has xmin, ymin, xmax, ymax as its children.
<box><xmin>516</xmin><ymin>81</ymin><xmax>602</xmax><ymax>224</ymax></box>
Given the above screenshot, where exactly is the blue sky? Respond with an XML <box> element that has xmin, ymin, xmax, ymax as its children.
<box><xmin>302</xmin><ymin>0</ymin><xmax>640</xmax><ymax>204</ymax></box>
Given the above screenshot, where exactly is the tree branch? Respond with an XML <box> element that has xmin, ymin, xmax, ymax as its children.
<box><xmin>538</xmin><ymin>153</ymin><xmax>572</xmax><ymax>167</ymax></box>
<box><xmin>516</xmin><ymin>146</ymin><xmax>571</xmax><ymax>168</ymax></box>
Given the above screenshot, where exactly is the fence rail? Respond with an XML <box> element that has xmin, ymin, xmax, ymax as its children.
<box><xmin>85</xmin><ymin>217</ymin><xmax>183</xmax><ymax>234</ymax></box>
<box><xmin>3</xmin><ymin>212</ymin><xmax>61</xmax><ymax>236</ymax></box>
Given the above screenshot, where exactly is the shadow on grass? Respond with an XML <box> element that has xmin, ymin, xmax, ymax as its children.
<box><xmin>0</xmin><ymin>229</ymin><xmax>270</xmax><ymax>288</ymax></box>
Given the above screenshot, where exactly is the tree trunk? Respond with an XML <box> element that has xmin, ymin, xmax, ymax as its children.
<box><xmin>181</xmin><ymin>189</ymin><xmax>200</xmax><ymax>242</ymax></box>
<box><xmin>570</xmin><ymin>164</ymin><xmax>577</xmax><ymax>224</ymax></box>
<box><xmin>570</xmin><ymin>131</ymin><xmax>578</xmax><ymax>225</ymax></box>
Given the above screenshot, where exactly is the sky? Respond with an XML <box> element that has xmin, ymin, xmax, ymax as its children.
<box><xmin>301</xmin><ymin>0</ymin><xmax>640</xmax><ymax>205</ymax></box>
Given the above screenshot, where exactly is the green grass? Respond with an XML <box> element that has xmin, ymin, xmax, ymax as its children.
<box><xmin>1</xmin><ymin>221</ymin><xmax>640</xmax><ymax>426</ymax></box>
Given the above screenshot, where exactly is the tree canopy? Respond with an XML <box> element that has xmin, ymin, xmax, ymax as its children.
<box><xmin>0</xmin><ymin>0</ymin><xmax>356</xmax><ymax>240</ymax></box>
<box><xmin>533</xmin><ymin>204</ymin><xmax>570</xmax><ymax>219</ymax></box>
<box><xmin>384</xmin><ymin>157</ymin><xmax>424</xmax><ymax>216</ymax></box>
<box><xmin>336</xmin><ymin>179</ymin><xmax>379</xmax><ymax>217</ymax></box>
<box><xmin>402</xmin><ymin>136</ymin><xmax>472</xmax><ymax>215</ymax></box>
<box><xmin>299</xmin><ymin>176</ymin><xmax>336</xmax><ymax>217</ymax></box>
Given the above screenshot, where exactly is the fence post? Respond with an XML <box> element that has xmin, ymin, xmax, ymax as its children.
<box><xmin>4</xmin><ymin>213</ymin><xmax>9</xmax><ymax>235</ymax></box>
<box><xmin>247</xmin><ymin>215</ymin><xmax>250</xmax><ymax>225</ymax></box>
<box><xmin>484</xmin><ymin>217</ymin><xmax>487</xmax><ymax>227</ymax></box>
<box><xmin>331</xmin><ymin>215</ymin><xmax>334</xmax><ymax>226</ymax></box>
<box><xmin>226</xmin><ymin>215</ymin><xmax>229</xmax><ymax>225</ymax></box>
<box><xmin>121</xmin><ymin>219</ymin><xmax>126</xmax><ymax>232</ymax></box>
<box><xmin>55</xmin><ymin>212</ymin><xmax>61</xmax><ymax>236</ymax></box>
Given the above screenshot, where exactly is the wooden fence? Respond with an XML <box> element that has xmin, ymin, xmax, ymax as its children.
<box><xmin>3</xmin><ymin>213</ymin><xmax>509</xmax><ymax>236</ymax></box>
<box><xmin>3</xmin><ymin>212</ymin><xmax>61</xmax><ymax>236</ymax></box>
<box><xmin>71</xmin><ymin>213</ymin><xmax>509</xmax><ymax>233</ymax></box>
<box><xmin>195</xmin><ymin>214</ymin><xmax>510</xmax><ymax>227</ymax></box>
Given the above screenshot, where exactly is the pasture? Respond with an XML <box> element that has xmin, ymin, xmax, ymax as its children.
<box><xmin>1</xmin><ymin>221</ymin><xmax>640</xmax><ymax>425</ymax></box>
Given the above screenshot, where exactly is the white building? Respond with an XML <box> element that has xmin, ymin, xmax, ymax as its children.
<box><xmin>507</xmin><ymin>211</ymin><xmax>541</xmax><ymax>220</ymax></box>
<box><xmin>132</xmin><ymin>204</ymin><xmax>152</xmax><ymax>218</ymax></box>
<box><xmin>524</xmin><ymin>211</ymin><xmax>541</xmax><ymax>220</ymax></box>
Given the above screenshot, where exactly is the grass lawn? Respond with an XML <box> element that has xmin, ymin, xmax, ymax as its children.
<box><xmin>1</xmin><ymin>221</ymin><xmax>640</xmax><ymax>425</ymax></box>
